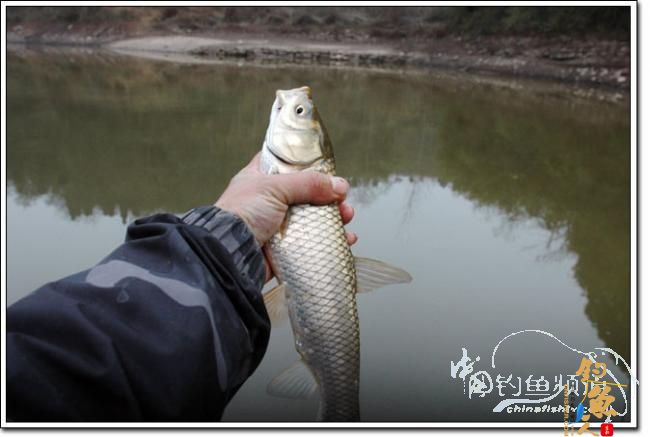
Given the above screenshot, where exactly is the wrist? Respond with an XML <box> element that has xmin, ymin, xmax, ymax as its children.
<box><xmin>182</xmin><ymin>206</ymin><xmax>265</xmax><ymax>291</ymax></box>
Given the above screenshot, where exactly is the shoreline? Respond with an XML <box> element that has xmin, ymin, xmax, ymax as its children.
<box><xmin>7</xmin><ymin>31</ymin><xmax>630</xmax><ymax>95</ymax></box>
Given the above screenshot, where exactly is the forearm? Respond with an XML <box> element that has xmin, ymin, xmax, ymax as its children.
<box><xmin>7</xmin><ymin>207</ymin><xmax>270</xmax><ymax>421</ymax></box>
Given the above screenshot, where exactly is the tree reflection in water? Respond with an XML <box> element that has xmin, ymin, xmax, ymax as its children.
<box><xmin>7</xmin><ymin>49</ymin><xmax>631</xmax><ymax>365</ymax></box>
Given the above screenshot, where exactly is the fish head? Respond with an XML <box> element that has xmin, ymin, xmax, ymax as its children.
<box><xmin>262</xmin><ymin>86</ymin><xmax>333</xmax><ymax>173</ymax></box>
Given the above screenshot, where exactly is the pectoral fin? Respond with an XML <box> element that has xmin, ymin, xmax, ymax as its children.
<box><xmin>354</xmin><ymin>256</ymin><xmax>412</xmax><ymax>293</ymax></box>
<box><xmin>262</xmin><ymin>283</ymin><xmax>288</xmax><ymax>327</ymax></box>
<box><xmin>267</xmin><ymin>359</ymin><xmax>318</xmax><ymax>399</ymax></box>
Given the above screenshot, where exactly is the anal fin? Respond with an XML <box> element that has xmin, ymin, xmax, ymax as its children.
<box><xmin>267</xmin><ymin>359</ymin><xmax>318</xmax><ymax>400</ymax></box>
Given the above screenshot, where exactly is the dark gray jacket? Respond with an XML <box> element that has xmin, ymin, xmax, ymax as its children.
<box><xmin>7</xmin><ymin>206</ymin><xmax>269</xmax><ymax>421</ymax></box>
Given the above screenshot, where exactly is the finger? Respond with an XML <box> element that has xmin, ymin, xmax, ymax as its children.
<box><xmin>271</xmin><ymin>172</ymin><xmax>348</xmax><ymax>205</ymax></box>
<box><xmin>262</xmin><ymin>247</ymin><xmax>275</xmax><ymax>283</ymax></box>
<box><xmin>346</xmin><ymin>231</ymin><xmax>358</xmax><ymax>246</ymax></box>
<box><xmin>339</xmin><ymin>202</ymin><xmax>354</xmax><ymax>225</ymax></box>
<box><xmin>264</xmin><ymin>258</ymin><xmax>274</xmax><ymax>283</ymax></box>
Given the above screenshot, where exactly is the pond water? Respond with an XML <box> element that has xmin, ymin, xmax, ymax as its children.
<box><xmin>6</xmin><ymin>48</ymin><xmax>633</xmax><ymax>424</ymax></box>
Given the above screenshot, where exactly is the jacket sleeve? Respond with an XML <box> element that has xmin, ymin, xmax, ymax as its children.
<box><xmin>7</xmin><ymin>206</ymin><xmax>270</xmax><ymax>422</ymax></box>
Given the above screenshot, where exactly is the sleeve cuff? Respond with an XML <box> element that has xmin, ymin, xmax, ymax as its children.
<box><xmin>182</xmin><ymin>206</ymin><xmax>265</xmax><ymax>291</ymax></box>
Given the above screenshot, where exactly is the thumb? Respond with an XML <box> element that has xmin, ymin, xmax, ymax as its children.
<box><xmin>270</xmin><ymin>172</ymin><xmax>349</xmax><ymax>206</ymax></box>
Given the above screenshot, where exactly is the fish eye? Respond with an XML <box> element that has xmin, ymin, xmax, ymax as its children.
<box><xmin>296</xmin><ymin>106</ymin><xmax>304</xmax><ymax>115</ymax></box>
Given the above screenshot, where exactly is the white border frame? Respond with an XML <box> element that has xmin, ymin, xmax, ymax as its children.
<box><xmin>1</xmin><ymin>0</ymin><xmax>638</xmax><ymax>430</ymax></box>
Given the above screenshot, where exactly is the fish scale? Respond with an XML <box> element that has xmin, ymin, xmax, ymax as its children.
<box><xmin>268</xmin><ymin>195</ymin><xmax>361</xmax><ymax>421</ymax></box>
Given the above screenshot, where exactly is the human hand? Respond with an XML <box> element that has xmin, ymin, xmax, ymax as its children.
<box><xmin>216</xmin><ymin>153</ymin><xmax>357</xmax><ymax>281</ymax></box>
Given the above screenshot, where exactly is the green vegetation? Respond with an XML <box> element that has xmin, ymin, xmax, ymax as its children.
<box><xmin>7</xmin><ymin>6</ymin><xmax>135</xmax><ymax>24</ymax></box>
<box><xmin>444</xmin><ymin>6</ymin><xmax>630</xmax><ymax>36</ymax></box>
<box><xmin>7</xmin><ymin>6</ymin><xmax>630</xmax><ymax>38</ymax></box>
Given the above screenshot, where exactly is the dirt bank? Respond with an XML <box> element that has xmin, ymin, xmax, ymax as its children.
<box><xmin>102</xmin><ymin>33</ymin><xmax>629</xmax><ymax>90</ymax></box>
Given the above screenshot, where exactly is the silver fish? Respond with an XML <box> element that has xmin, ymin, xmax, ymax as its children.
<box><xmin>260</xmin><ymin>86</ymin><xmax>411</xmax><ymax>422</ymax></box>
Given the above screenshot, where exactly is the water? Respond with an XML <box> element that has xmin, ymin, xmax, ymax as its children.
<box><xmin>7</xmin><ymin>48</ymin><xmax>632</xmax><ymax>423</ymax></box>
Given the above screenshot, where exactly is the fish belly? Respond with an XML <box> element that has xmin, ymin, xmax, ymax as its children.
<box><xmin>269</xmin><ymin>203</ymin><xmax>360</xmax><ymax>421</ymax></box>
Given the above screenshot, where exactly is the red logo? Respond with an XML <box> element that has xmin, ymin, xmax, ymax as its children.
<box><xmin>601</xmin><ymin>423</ymin><xmax>614</xmax><ymax>436</ymax></box>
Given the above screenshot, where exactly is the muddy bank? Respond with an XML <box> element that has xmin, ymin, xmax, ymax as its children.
<box><xmin>102</xmin><ymin>34</ymin><xmax>629</xmax><ymax>90</ymax></box>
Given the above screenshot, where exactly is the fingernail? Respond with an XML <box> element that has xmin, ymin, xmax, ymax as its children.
<box><xmin>331</xmin><ymin>177</ymin><xmax>349</xmax><ymax>196</ymax></box>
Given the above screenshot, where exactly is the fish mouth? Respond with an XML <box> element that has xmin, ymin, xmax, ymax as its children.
<box><xmin>277</xmin><ymin>86</ymin><xmax>312</xmax><ymax>100</ymax></box>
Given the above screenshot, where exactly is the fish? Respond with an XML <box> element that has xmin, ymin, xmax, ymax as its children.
<box><xmin>260</xmin><ymin>86</ymin><xmax>411</xmax><ymax>422</ymax></box>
